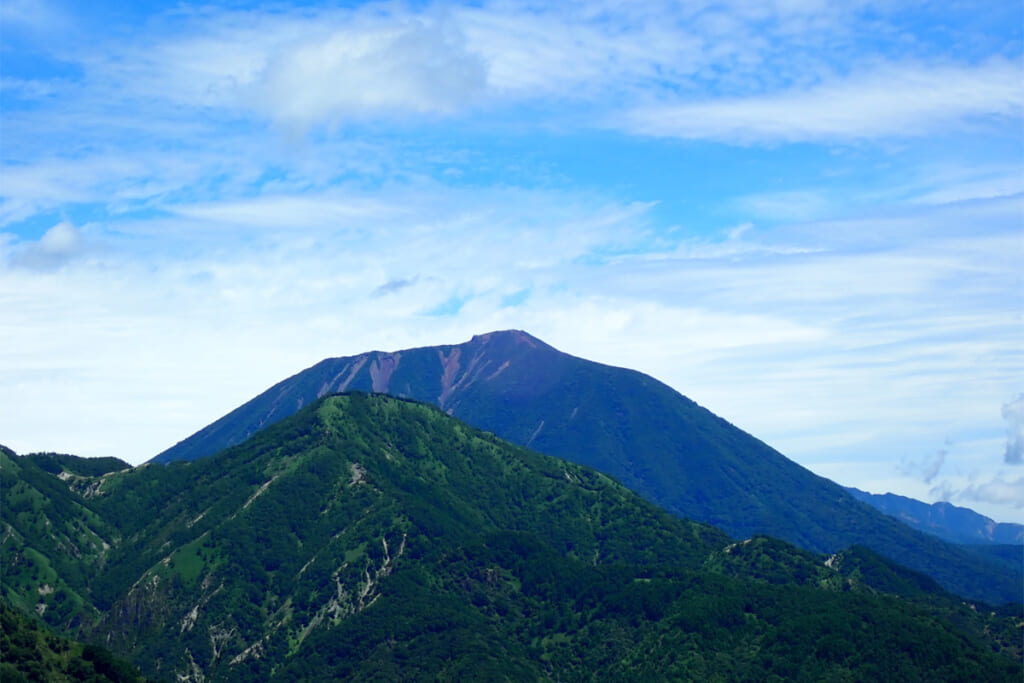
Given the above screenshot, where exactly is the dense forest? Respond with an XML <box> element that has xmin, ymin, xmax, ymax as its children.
<box><xmin>0</xmin><ymin>601</ymin><xmax>153</xmax><ymax>683</ymax></box>
<box><xmin>2</xmin><ymin>394</ymin><xmax>1022</xmax><ymax>680</ymax></box>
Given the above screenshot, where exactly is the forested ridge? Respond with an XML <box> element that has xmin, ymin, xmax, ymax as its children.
<box><xmin>2</xmin><ymin>395</ymin><xmax>1021</xmax><ymax>681</ymax></box>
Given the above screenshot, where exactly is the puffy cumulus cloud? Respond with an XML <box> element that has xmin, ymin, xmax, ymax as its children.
<box><xmin>246</xmin><ymin>15</ymin><xmax>487</xmax><ymax>129</ymax></box>
<box><xmin>39</xmin><ymin>221</ymin><xmax>82</xmax><ymax>252</ymax></box>
<box><xmin>1003</xmin><ymin>394</ymin><xmax>1024</xmax><ymax>465</ymax></box>
<box><xmin>622</xmin><ymin>59</ymin><xmax>1024</xmax><ymax>143</ymax></box>
<box><xmin>9</xmin><ymin>221</ymin><xmax>86</xmax><ymax>269</ymax></box>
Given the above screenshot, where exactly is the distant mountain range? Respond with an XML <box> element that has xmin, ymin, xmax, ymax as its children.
<box><xmin>847</xmin><ymin>487</ymin><xmax>1023</xmax><ymax>546</ymax></box>
<box><xmin>3</xmin><ymin>397</ymin><xmax>1021</xmax><ymax>681</ymax></box>
<box><xmin>152</xmin><ymin>330</ymin><xmax>1022</xmax><ymax>605</ymax></box>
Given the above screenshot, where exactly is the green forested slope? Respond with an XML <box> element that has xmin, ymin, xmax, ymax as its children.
<box><xmin>0</xmin><ymin>601</ymin><xmax>152</xmax><ymax>683</ymax></box>
<box><xmin>0</xmin><ymin>447</ymin><xmax>122</xmax><ymax>630</ymax></box>
<box><xmin>3</xmin><ymin>396</ymin><xmax>1021</xmax><ymax>681</ymax></box>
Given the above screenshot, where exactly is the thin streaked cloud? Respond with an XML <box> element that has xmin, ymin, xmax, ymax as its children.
<box><xmin>622</xmin><ymin>59</ymin><xmax>1024</xmax><ymax>143</ymax></box>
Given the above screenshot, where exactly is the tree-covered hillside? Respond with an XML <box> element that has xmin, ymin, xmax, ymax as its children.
<box><xmin>0</xmin><ymin>600</ymin><xmax>153</xmax><ymax>683</ymax></box>
<box><xmin>0</xmin><ymin>446</ymin><xmax>122</xmax><ymax>631</ymax></box>
<box><xmin>2</xmin><ymin>396</ymin><xmax>1021</xmax><ymax>681</ymax></box>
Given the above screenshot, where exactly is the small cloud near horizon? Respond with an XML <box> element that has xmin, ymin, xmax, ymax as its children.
<box><xmin>8</xmin><ymin>221</ymin><xmax>86</xmax><ymax>270</ymax></box>
<box><xmin>898</xmin><ymin>439</ymin><xmax>949</xmax><ymax>485</ymax></box>
<box><xmin>372</xmin><ymin>277</ymin><xmax>419</xmax><ymax>297</ymax></box>
<box><xmin>1002</xmin><ymin>394</ymin><xmax>1024</xmax><ymax>465</ymax></box>
<box><xmin>933</xmin><ymin>474</ymin><xmax>1024</xmax><ymax>511</ymax></box>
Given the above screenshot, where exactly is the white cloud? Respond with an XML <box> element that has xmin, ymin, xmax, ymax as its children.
<box><xmin>170</xmin><ymin>195</ymin><xmax>403</xmax><ymax>230</ymax></box>
<box><xmin>38</xmin><ymin>221</ymin><xmax>81</xmax><ymax>253</ymax></box>
<box><xmin>908</xmin><ymin>172</ymin><xmax>1024</xmax><ymax>207</ymax></box>
<box><xmin>246</xmin><ymin>15</ymin><xmax>487</xmax><ymax>128</ymax></box>
<box><xmin>8</xmin><ymin>221</ymin><xmax>86</xmax><ymax>269</ymax></box>
<box><xmin>736</xmin><ymin>190</ymin><xmax>835</xmax><ymax>222</ymax></box>
<box><xmin>453</xmin><ymin>3</ymin><xmax>703</xmax><ymax>98</ymax></box>
<box><xmin>0</xmin><ymin>153</ymin><xmax>229</xmax><ymax>227</ymax></box>
<box><xmin>2</xmin><ymin>1</ymin><xmax>907</xmax><ymax>132</ymax></box>
<box><xmin>899</xmin><ymin>441</ymin><xmax>949</xmax><ymax>484</ymax></box>
<box><xmin>622</xmin><ymin>59</ymin><xmax>1024</xmax><ymax>143</ymax></box>
<box><xmin>1003</xmin><ymin>395</ymin><xmax>1024</xmax><ymax>465</ymax></box>
<box><xmin>4</xmin><ymin>0</ymin><xmax>1019</xmax><ymax>188</ymax></box>
<box><xmin>0</xmin><ymin>0</ymin><xmax>67</xmax><ymax>33</ymax></box>
<box><xmin>934</xmin><ymin>474</ymin><xmax>1024</xmax><ymax>511</ymax></box>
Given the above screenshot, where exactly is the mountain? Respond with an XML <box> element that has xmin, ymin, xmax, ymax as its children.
<box><xmin>151</xmin><ymin>330</ymin><xmax>1022</xmax><ymax>605</ymax></box>
<box><xmin>846</xmin><ymin>487</ymin><xmax>1024</xmax><ymax>545</ymax></box>
<box><xmin>3</xmin><ymin>397</ymin><xmax>1021</xmax><ymax>681</ymax></box>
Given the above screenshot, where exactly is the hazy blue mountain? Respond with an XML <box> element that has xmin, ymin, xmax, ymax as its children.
<box><xmin>846</xmin><ymin>487</ymin><xmax>1023</xmax><ymax>545</ymax></box>
<box><xmin>148</xmin><ymin>331</ymin><xmax>1022</xmax><ymax>604</ymax></box>
<box><xmin>3</xmin><ymin>399</ymin><xmax>1021</xmax><ymax>681</ymax></box>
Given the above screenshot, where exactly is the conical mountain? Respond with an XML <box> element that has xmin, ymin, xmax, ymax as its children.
<box><xmin>6</xmin><ymin>396</ymin><xmax>1020</xmax><ymax>681</ymax></box>
<box><xmin>151</xmin><ymin>331</ymin><xmax>1021</xmax><ymax>605</ymax></box>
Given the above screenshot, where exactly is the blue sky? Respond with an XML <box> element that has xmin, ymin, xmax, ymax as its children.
<box><xmin>1</xmin><ymin>0</ymin><xmax>1022</xmax><ymax>522</ymax></box>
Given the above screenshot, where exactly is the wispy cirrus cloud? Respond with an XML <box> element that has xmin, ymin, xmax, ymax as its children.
<box><xmin>0</xmin><ymin>0</ymin><xmax>69</xmax><ymax>33</ymax></box>
<box><xmin>900</xmin><ymin>441</ymin><xmax>950</xmax><ymax>485</ymax></box>
<box><xmin>13</xmin><ymin>1</ymin><xmax>1017</xmax><ymax>137</ymax></box>
<box><xmin>622</xmin><ymin>59</ymin><xmax>1024</xmax><ymax>143</ymax></box>
<box><xmin>169</xmin><ymin>195</ymin><xmax>404</xmax><ymax>230</ymax></box>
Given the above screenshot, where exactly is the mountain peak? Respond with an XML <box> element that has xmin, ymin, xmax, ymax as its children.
<box><xmin>464</xmin><ymin>329</ymin><xmax>557</xmax><ymax>357</ymax></box>
<box><xmin>470</xmin><ymin>329</ymin><xmax>544</xmax><ymax>346</ymax></box>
